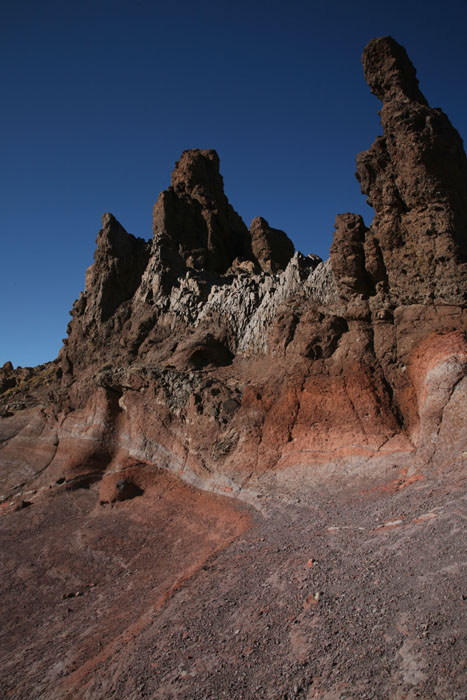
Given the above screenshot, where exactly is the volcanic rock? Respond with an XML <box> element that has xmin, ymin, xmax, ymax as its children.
<box><xmin>152</xmin><ymin>148</ymin><xmax>257</xmax><ymax>274</ymax></box>
<box><xmin>330</xmin><ymin>212</ymin><xmax>372</xmax><ymax>298</ymax></box>
<box><xmin>5</xmin><ymin>34</ymin><xmax>467</xmax><ymax>484</ymax></box>
<box><xmin>0</xmin><ymin>361</ymin><xmax>16</xmax><ymax>394</ymax></box>
<box><xmin>63</xmin><ymin>213</ymin><xmax>150</xmax><ymax>374</ymax></box>
<box><xmin>113</xmin><ymin>478</ymin><xmax>144</xmax><ymax>501</ymax></box>
<box><xmin>1</xmin><ymin>36</ymin><xmax>466</xmax><ymax>700</ymax></box>
<box><xmin>249</xmin><ymin>216</ymin><xmax>295</xmax><ymax>273</ymax></box>
<box><xmin>357</xmin><ymin>36</ymin><xmax>467</xmax><ymax>305</ymax></box>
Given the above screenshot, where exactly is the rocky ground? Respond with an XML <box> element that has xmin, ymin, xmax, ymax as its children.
<box><xmin>1</xmin><ymin>454</ymin><xmax>466</xmax><ymax>700</ymax></box>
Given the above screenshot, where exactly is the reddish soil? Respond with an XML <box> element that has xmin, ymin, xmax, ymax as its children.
<box><xmin>0</xmin><ymin>468</ymin><xmax>250</xmax><ymax>699</ymax></box>
<box><xmin>1</xmin><ymin>457</ymin><xmax>465</xmax><ymax>700</ymax></box>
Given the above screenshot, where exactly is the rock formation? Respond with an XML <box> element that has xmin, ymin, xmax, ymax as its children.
<box><xmin>249</xmin><ymin>216</ymin><xmax>295</xmax><ymax>273</ymax></box>
<box><xmin>153</xmin><ymin>148</ymin><xmax>256</xmax><ymax>274</ymax></box>
<box><xmin>357</xmin><ymin>36</ymin><xmax>467</xmax><ymax>306</ymax></box>
<box><xmin>2</xmin><ymin>36</ymin><xmax>466</xmax><ymax>490</ymax></box>
<box><xmin>1</xmin><ymin>37</ymin><xmax>466</xmax><ymax>700</ymax></box>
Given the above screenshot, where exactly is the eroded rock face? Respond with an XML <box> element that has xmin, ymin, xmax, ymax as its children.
<box><xmin>81</xmin><ymin>213</ymin><xmax>149</xmax><ymax>323</ymax></box>
<box><xmin>63</xmin><ymin>213</ymin><xmax>150</xmax><ymax>373</ymax></box>
<box><xmin>330</xmin><ymin>213</ymin><xmax>372</xmax><ymax>299</ymax></box>
<box><xmin>249</xmin><ymin>216</ymin><xmax>295</xmax><ymax>273</ymax></box>
<box><xmin>362</xmin><ymin>35</ymin><xmax>428</xmax><ymax>104</ymax></box>
<box><xmin>1</xmin><ymin>36</ymin><xmax>466</xmax><ymax>498</ymax></box>
<box><xmin>153</xmin><ymin>149</ymin><xmax>256</xmax><ymax>274</ymax></box>
<box><xmin>356</xmin><ymin>36</ymin><xmax>467</xmax><ymax>305</ymax></box>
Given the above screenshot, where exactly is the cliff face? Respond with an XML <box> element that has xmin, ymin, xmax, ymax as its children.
<box><xmin>1</xmin><ymin>36</ymin><xmax>466</xmax><ymax>501</ymax></box>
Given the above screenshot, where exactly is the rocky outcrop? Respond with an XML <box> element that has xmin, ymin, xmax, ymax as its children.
<box><xmin>0</xmin><ymin>361</ymin><xmax>59</xmax><ymax>416</ymax></box>
<box><xmin>1</xmin><ymin>35</ymin><xmax>466</xmax><ymax>499</ymax></box>
<box><xmin>0</xmin><ymin>362</ymin><xmax>17</xmax><ymax>395</ymax></box>
<box><xmin>356</xmin><ymin>36</ymin><xmax>467</xmax><ymax>306</ymax></box>
<box><xmin>1</xmin><ymin>38</ymin><xmax>467</xmax><ymax>700</ymax></box>
<box><xmin>330</xmin><ymin>213</ymin><xmax>372</xmax><ymax>298</ymax></box>
<box><xmin>249</xmin><ymin>216</ymin><xmax>295</xmax><ymax>273</ymax></box>
<box><xmin>63</xmin><ymin>213</ymin><xmax>150</xmax><ymax>373</ymax></box>
<box><xmin>152</xmin><ymin>149</ymin><xmax>256</xmax><ymax>274</ymax></box>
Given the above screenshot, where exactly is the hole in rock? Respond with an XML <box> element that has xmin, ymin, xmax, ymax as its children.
<box><xmin>66</xmin><ymin>473</ymin><xmax>102</xmax><ymax>491</ymax></box>
<box><xmin>114</xmin><ymin>479</ymin><xmax>144</xmax><ymax>502</ymax></box>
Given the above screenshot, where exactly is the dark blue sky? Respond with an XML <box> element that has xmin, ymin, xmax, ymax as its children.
<box><xmin>2</xmin><ymin>0</ymin><xmax>467</xmax><ymax>367</ymax></box>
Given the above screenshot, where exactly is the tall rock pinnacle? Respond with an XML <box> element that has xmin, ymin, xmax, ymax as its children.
<box><xmin>152</xmin><ymin>148</ymin><xmax>255</xmax><ymax>274</ymax></box>
<box><xmin>341</xmin><ymin>36</ymin><xmax>467</xmax><ymax>305</ymax></box>
<box><xmin>362</xmin><ymin>36</ymin><xmax>428</xmax><ymax>104</ymax></box>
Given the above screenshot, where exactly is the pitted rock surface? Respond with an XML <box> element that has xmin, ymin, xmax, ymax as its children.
<box><xmin>2</xmin><ymin>35</ymin><xmax>466</xmax><ymax>485</ymax></box>
<box><xmin>357</xmin><ymin>36</ymin><xmax>467</xmax><ymax>305</ymax></box>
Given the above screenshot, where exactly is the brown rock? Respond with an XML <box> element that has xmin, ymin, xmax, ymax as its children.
<box><xmin>362</xmin><ymin>35</ymin><xmax>428</xmax><ymax>104</ymax></box>
<box><xmin>356</xmin><ymin>36</ymin><xmax>467</xmax><ymax>305</ymax></box>
<box><xmin>153</xmin><ymin>149</ymin><xmax>256</xmax><ymax>274</ymax></box>
<box><xmin>0</xmin><ymin>361</ymin><xmax>17</xmax><ymax>394</ymax></box>
<box><xmin>1</xmin><ymin>37</ymin><xmax>467</xmax><ymax>700</ymax></box>
<box><xmin>249</xmin><ymin>216</ymin><xmax>295</xmax><ymax>273</ymax></box>
<box><xmin>330</xmin><ymin>213</ymin><xmax>372</xmax><ymax>298</ymax></box>
<box><xmin>62</xmin><ymin>213</ymin><xmax>150</xmax><ymax>375</ymax></box>
<box><xmin>82</xmin><ymin>213</ymin><xmax>150</xmax><ymax>323</ymax></box>
<box><xmin>3</xmin><ymin>36</ymin><xmax>466</xmax><ymax>490</ymax></box>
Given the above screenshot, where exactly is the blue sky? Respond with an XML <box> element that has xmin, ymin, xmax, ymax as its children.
<box><xmin>2</xmin><ymin>0</ymin><xmax>467</xmax><ymax>367</ymax></box>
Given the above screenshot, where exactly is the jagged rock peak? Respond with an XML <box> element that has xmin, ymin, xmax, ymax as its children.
<box><xmin>170</xmin><ymin>149</ymin><xmax>225</xmax><ymax>203</ymax></box>
<box><xmin>362</xmin><ymin>36</ymin><xmax>428</xmax><ymax>105</ymax></box>
<box><xmin>151</xmin><ymin>149</ymin><xmax>303</xmax><ymax>276</ymax></box>
<box><xmin>153</xmin><ymin>149</ymin><xmax>255</xmax><ymax>274</ymax></box>
<box><xmin>249</xmin><ymin>217</ymin><xmax>295</xmax><ymax>273</ymax></box>
<box><xmin>78</xmin><ymin>213</ymin><xmax>149</xmax><ymax>323</ymax></box>
<box><xmin>97</xmin><ymin>212</ymin><xmax>146</xmax><ymax>258</ymax></box>
<box><xmin>352</xmin><ymin>36</ymin><xmax>467</xmax><ymax>305</ymax></box>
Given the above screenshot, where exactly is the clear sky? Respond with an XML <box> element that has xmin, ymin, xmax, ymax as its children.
<box><xmin>2</xmin><ymin>0</ymin><xmax>467</xmax><ymax>367</ymax></box>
